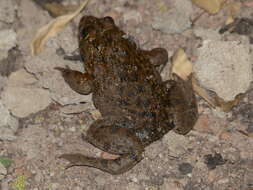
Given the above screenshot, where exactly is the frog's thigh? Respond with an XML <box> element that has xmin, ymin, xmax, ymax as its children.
<box><xmin>60</xmin><ymin>117</ymin><xmax>144</xmax><ymax>175</ymax></box>
<box><xmin>86</xmin><ymin>117</ymin><xmax>144</xmax><ymax>155</ymax></box>
<box><xmin>141</xmin><ymin>48</ymin><xmax>168</xmax><ymax>73</ymax></box>
<box><xmin>167</xmin><ymin>75</ymin><xmax>198</xmax><ymax>135</ymax></box>
<box><xmin>55</xmin><ymin>67</ymin><xmax>92</xmax><ymax>95</ymax></box>
<box><xmin>143</xmin><ymin>48</ymin><xmax>168</xmax><ymax>73</ymax></box>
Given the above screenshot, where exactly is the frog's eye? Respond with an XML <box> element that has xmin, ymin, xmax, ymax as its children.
<box><xmin>79</xmin><ymin>25</ymin><xmax>96</xmax><ymax>39</ymax></box>
<box><xmin>102</xmin><ymin>16</ymin><xmax>115</xmax><ymax>25</ymax></box>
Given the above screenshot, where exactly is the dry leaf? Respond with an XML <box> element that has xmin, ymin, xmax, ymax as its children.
<box><xmin>31</xmin><ymin>0</ymin><xmax>91</xmax><ymax>56</ymax></box>
<box><xmin>43</xmin><ymin>3</ymin><xmax>78</xmax><ymax>17</ymax></box>
<box><xmin>192</xmin><ymin>78</ymin><xmax>217</xmax><ymax>108</ymax></box>
<box><xmin>226</xmin><ymin>1</ymin><xmax>241</xmax><ymax>17</ymax></box>
<box><xmin>237</xmin><ymin>130</ymin><xmax>253</xmax><ymax>138</ymax></box>
<box><xmin>192</xmin><ymin>80</ymin><xmax>243</xmax><ymax>111</ymax></box>
<box><xmin>90</xmin><ymin>109</ymin><xmax>102</xmax><ymax>120</ymax></box>
<box><xmin>156</xmin><ymin>0</ymin><xmax>169</xmax><ymax>12</ymax></box>
<box><xmin>171</xmin><ymin>48</ymin><xmax>192</xmax><ymax>80</ymax></box>
<box><xmin>192</xmin><ymin>0</ymin><xmax>226</xmax><ymax>14</ymax></box>
<box><xmin>225</xmin><ymin>16</ymin><xmax>234</xmax><ymax>25</ymax></box>
<box><xmin>224</xmin><ymin>2</ymin><xmax>241</xmax><ymax>25</ymax></box>
<box><xmin>214</xmin><ymin>93</ymin><xmax>243</xmax><ymax>112</ymax></box>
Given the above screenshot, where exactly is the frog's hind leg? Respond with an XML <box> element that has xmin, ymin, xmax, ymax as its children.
<box><xmin>166</xmin><ymin>74</ymin><xmax>198</xmax><ymax>135</ymax></box>
<box><xmin>60</xmin><ymin>117</ymin><xmax>144</xmax><ymax>175</ymax></box>
<box><xmin>142</xmin><ymin>48</ymin><xmax>168</xmax><ymax>73</ymax></box>
<box><xmin>55</xmin><ymin>67</ymin><xmax>93</xmax><ymax>95</ymax></box>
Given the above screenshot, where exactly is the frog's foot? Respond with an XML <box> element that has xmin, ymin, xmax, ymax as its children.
<box><xmin>55</xmin><ymin>67</ymin><xmax>93</xmax><ymax>95</ymax></box>
<box><xmin>59</xmin><ymin>151</ymin><xmax>142</xmax><ymax>175</ymax></box>
<box><xmin>60</xmin><ymin>117</ymin><xmax>144</xmax><ymax>175</ymax></box>
<box><xmin>167</xmin><ymin>74</ymin><xmax>198</xmax><ymax>135</ymax></box>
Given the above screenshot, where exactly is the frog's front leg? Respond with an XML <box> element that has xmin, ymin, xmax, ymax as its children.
<box><xmin>60</xmin><ymin>117</ymin><xmax>144</xmax><ymax>175</ymax></box>
<box><xmin>55</xmin><ymin>67</ymin><xmax>93</xmax><ymax>95</ymax></box>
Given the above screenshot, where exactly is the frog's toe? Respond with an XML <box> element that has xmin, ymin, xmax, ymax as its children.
<box><xmin>59</xmin><ymin>153</ymin><xmax>87</xmax><ymax>167</ymax></box>
<box><xmin>59</xmin><ymin>153</ymin><xmax>82</xmax><ymax>163</ymax></box>
<box><xmin>59</xmin><ymin>152</ymin><xmax>143</xmax><ymax>175</ymax></box>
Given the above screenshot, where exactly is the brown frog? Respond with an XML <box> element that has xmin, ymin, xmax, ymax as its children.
<box><xmin>55</xmin><ymin>16</ymin><xmax>198</xmax><ymax>175</ymax></box>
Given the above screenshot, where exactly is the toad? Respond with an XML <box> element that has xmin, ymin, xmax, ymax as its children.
<box><xmin>56</xmin><ymin>16</ymin><xmax>198</xmax><ymax>175</ymax></box>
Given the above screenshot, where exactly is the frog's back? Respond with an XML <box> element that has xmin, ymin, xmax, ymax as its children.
<box><xmin>91</xmin><ymin>46</ymin><xmax>167</xmax><ymax>122</ymax></box>
<box><xmin>78</xmin><ymin>16</ymin><xmax>167</xmax><ymax>122</ymax></box>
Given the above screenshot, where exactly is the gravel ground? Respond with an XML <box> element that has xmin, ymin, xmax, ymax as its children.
<box><xmin>0</xmin><ymin>0</ymin><xmax>253</xmax><ymax>189</ymax></box>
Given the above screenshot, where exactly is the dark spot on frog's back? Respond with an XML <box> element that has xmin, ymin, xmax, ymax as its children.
<box><xmin>136</xmin><ymin>96</ymin><xmax>151</xmax><ymax>107</ymax></box>
<box><xmin>119</xmin><ymin>99</ymin><xmax>129</xmax><ymax>106</ymax></box>
<box><xmin>103</xmin><ymin>142</ymin><xmax>111</xmax><ymax>150</ymax></box>
<box><xmin>138</xmin><ymin>111</ymin><xmax>155</xmax><ymax>119</ymax></box>
<box><xmin>110</xmin><ymin>126</ymin><xmax>119</xmax><ymax>134</ymax></box>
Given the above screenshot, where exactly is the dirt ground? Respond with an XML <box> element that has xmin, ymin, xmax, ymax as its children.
<box><xmin>0</xmin><ymin>0</ymin><xmax>253</xmax><ymax>189</ymax></box>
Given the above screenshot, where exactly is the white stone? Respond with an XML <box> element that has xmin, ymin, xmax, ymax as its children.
<box><xmin>0</xmin><ymin>0</ymin><xmax>16</xmax><ymax>24</ymax></box>
<box><xmin>2</xmin><ymin>86</ymin><xmax>51</xmax><ymax>118</ymax></box>
<box><xmin>7</xmin><ymin>69</ymin><xmax>37</xmax><ymax>87</ymax></box>
<box><xmin>193</xmin><ymin>28</ymin><xmax>221</xmax><ymax>41</ymax></box>
<box><xmin>17</xmin><ymin>125</ymin><xmax>48</xmax><ymax>160</ymax></box>
<box><xmin>152</xmin><ymin>0</ymin><xmax>193</xmax><ymax>34</ymax></box>
<box><xmin>194</xmin><ymin>40</ymin><xmax>253</xmax><ymax>101</ymax></box>
<box><xmin>1</xmin><ymin>69</ymin><xmax>51</xmax><ymax>118</ymax></box>
<box><xmin>162</xmin><ymin>131</ymin><xmax>191</xmax><ymax>156</ymax></box>
<box><xmin>25</xmin><ymin>50</ymin><xmax>92</xmax><ymax>105</ymax></box>
<box><xmin>123</xmin><ymin>10</ymin><xmax>142</xmax><ymax>24</ymax></box>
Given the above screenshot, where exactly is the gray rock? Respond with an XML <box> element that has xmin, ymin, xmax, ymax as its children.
<box><xmin>123</xmin><ymin>10</ymin><xmax>142</xmax><ymax>24</ymax></box>
<box><xmin>25</xmin><ymin>50</ymin><xmax>92</xmax><ymax>105</ymax></box>
<box><xmin>16</xmin><ymin>125</ymin><xmax>48</xmax><ymax>160</ymax></box>
<box><xmin>0</xmin><ymin>29</ymin><xmax>17</xmax><ymax>60</ymax></box>
<box><xmin>178</xmin><ymin>162</ymin><xmax>193</xmax><ymax>175</ymax></box>
<box><xmin>0</xmin><ymin>0</ymin><xmax>16</xmax><ymax>24</ymax></box>
<box><xmin>162</xmin><ymin>131</ymin><xmax>191</xmax><ymax>156</ymax></box>
<box><xmin>0</xmin><ymin>101</ymin><xmax>18</xmax><ymax>141</ymax></box>
<box><xmin>0</xmin><ymin>75</ymin><xmax>7</xmax><ymax>91</ymax></box>
<box><xmin>0</xmin><ymin>162</ymin><xmax>7</xmax><ymax>180</ymax></box>
<box><xmin>161</xmin><ymin>178</ymin><xmax>187</xmax><ymax>190</ymax></box>
<box><xmin>60</xmin><ymin>102</ymin><xmax>96</xmax><ymax>114</ymax></box>
<box><xmin>16</xmin><ymin>0</ymin><xmax>51</xmax><ymax>54</ymax></box>
<box><xmin>2</xmin><ymin>87</ymin><xmax>51</xmax><ymax>118</ymax></box>
<box><xmin>47</xmin><ymin>24</ymin><xmax>77</xmax><ymax>54</ymax></box>
<box><xmin>194</xmin><ymin>40</ymin><xmax>253</xmax><ymax>101</ymax></box>
<box><xmin>193</xmin><ymin>28</ymin><xmax>221</xmax><ymax>41</ymax></box>
<box><xmin>7</xmin><ymin>69</ymin><xmax>37</xmax><ymax>87</ymax></box>
<box><xmin>152</xmin><ymin>0</ymin><xmax>193</xmax><ymax>34</ymax></box>
<box><xmin>1</xmin><ymin>69</ymin><xmax>51</xmax><ymax>118</ymax></box>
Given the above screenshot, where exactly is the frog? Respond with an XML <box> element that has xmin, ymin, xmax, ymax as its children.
<box><xmin>55</xmin><ymin>15</ymin><xmax>198</xmax><ymax>175</ymax></box>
